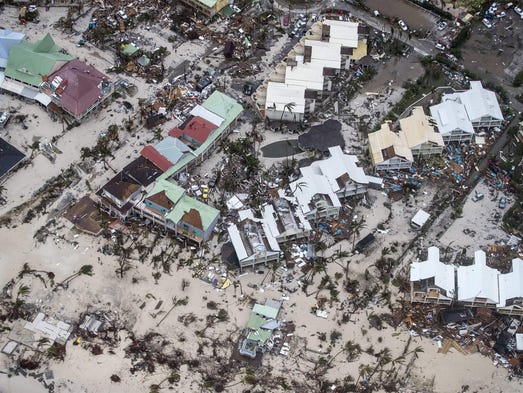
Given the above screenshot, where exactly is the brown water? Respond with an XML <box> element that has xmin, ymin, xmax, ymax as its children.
<box><xmin>364</xmin><ymin>0</ymin><xmax>437</xmax><ymax>30</ymax></box>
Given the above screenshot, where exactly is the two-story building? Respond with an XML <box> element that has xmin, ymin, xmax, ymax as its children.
<box><xmin>399</xmin><ymin>106</ymin><xmax>444</xmax><ymax>157</ymax></box>
<box><xmin>410</xmin><ymin>247</ymin><xmax>455</xmax><ymax>305</ymax></box>
<box><xmin>368</xmin><ymin>121</ymin><xmax>414</xmax><ymax>171</ymax></box>
<box><xmin>429</xmin><ymin>99</ymin><xmax>475</xmax><ymax>143</ymax></box>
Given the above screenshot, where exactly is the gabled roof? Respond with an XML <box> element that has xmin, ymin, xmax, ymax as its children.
<box><xmin>0</xmin><ymin>29</ymin><xmax>26</xmax><ymax>68</ymax></box>
<box><xmin>168</xmin><ymin>115</ymin><xmax>217</xmax><ymax>144</ymax></box>
<box><xmin>289</xmin><ymin>169</ymin><xmax>341</xmax><ymax>215</ymax></box>
<box><xmin>312</xmin><ymin>146</ymin><xmax>369</xmax><ymax>192</ymax></box>
<box><xmin>46</xmin><ymin>59</ymin><xmax>110</xmax><ymax>118</ymax></box>
<box><xmin>410</xmin><ymin>248</ymin><xmax>455</xmax><ymax>297</ymax></box>
<box><xmin>159</xmin><ymin>92</ymin><xmax>243</xmax><ymax>180</ymax></box>
<box><xmin>103</xmin><ymin>180</ymin><xmax>140</xmax><ymax>202</ymax></box>
<box><xmin>457</xmin><ymin>250</ymin><xmax>500</xmax><ymax>303</ymax></box>
<box><xmin>400</xmin><ymin>107</ymin><xmax>444</xmax><ymax>148</ymax></box>
<box><xmin>201</xmin><ymin>90</ymin><xmax>243</xmax><ymax>121</ymax></box>
<box><xmin>457</xmin><ymin>81</ymin><xmax>503</xmax><ymax>123</ymax></box>
<box><xmin>368</xmin><ymin>122</ymin><xmax>414</xmax><ymax>165</ymax></box>
<box><xmin>498</xmin><ymin>258</ymin><xmax>523</xmax><ymax>307</ymax></box>
<box><xmin>146</xmin><ymin>179</ymin><xmax>184</xmax><ymax>207</ymax></box>
<box><xmin>430</xmin><ymin>99</ymin><xmax>474</xmax><ymax>137</ymax></box>
<box><xmin>252</xmin><ymin>303</ymin><xmax>279</xmax><ymax>319</ymax></box>
<box><xmin>4</xmin><ymin>33</ymin><xmax>73</xmax><ymax>87</ymax></box>
<box><xmin>140</xmin><ymin>136</ymin><xmax>194</xmax><ymax>172</ymax></box>
<box><xmin>166</xmin><ymin>195</ymin><xmax>219</xmax><ymax>231</ymax></box>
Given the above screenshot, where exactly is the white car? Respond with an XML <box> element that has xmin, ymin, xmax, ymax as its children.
<box><xmin>231</xmin><ymin>5</ymin><xmax>241</xmax><ymax>13</ymax></box>
<box><xmin>482</xmin><ymin>18</ymin><xmax>492</xmax><ymax>28</ymax></box>
<box><xmin>435</xmin><ymin>43</ymin><xmax>446</xmax><ymax>51</ymax></box>
<box><xmin>398</xmin><ymin>20</ymin><xmax>408</xmax><ymax>31</ymax></box>
<box><xmin>437</xmin><ymin>21</ymin><xmax>448</xmax><ymax>30</ymax></box>
<box><xmin>515</xmin><ymin>6</ymin><xmax>523</xmax><ymax>17</ymax></box>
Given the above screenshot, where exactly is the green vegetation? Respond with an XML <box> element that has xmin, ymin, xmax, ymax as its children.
<box><xmin>514</xmin><ymin>70</ymin><xmax>523</xmax><ymax>87</ymax></box>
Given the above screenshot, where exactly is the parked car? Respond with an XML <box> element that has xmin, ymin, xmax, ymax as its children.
<box><xmin>435</xmin><ymin>42</ymin><xmax>446</xmax><ymax>51</ymax></box>
<box><xmin>283</xmin><ymin>15</ymin><xmax>289</xmax><ymax>26</ymax></box>
<box><xmin>437</xmin><ymin>21</ymin><xmax>448</xmax><ymax>30</ymax></box>
<box><xmin>515</xmin><ymin>6</ymin><xmax>523</xmax><ymax>17</ymax></box>
<box><xmin>499</xmin><ymin>197</ymin><xmax>507</xmax><ymax>209</ymax></box>
<box><xmin>471</xmin><ymin>192</ymin><xmax>484</xmax><ymax>202</ymax></box>
<box><xmin>482</xmin><ymin>18</ymin><xmax>492</xmax><ymax>28</ymax></box>
<box><xmin>398</xmin><ymin>20</ymin><xmax>408</xmax><ymax>31</ymax></box>
<box><xmin>231</xmin><ymin>5</ymin><xmax>241</xmax><ymax>13</ymax></box>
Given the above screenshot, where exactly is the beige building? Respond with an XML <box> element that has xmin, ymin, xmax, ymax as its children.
<box><xmin>399</xmin><ymin>106</ymin><xmax>444</xmax><ymax>157</ymax></box>
<box><xmin>179</xmin><ymin>0</ymin><xmax>228</xmax><ymax>18</ymax></box>
<box><xmin>254</xmin><ymin>19</ymin><xmax>367</xmax><ymax>121</ymax></box>
<box><xmin>368</xmin><ymin>122</ymin><xmax>414</xmax><ymax>171</ymax></box>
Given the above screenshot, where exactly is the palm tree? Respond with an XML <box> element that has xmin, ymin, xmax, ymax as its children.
<box><xmin>55</xmin><ymin>265</ymin><xmax>94</xmax><ymax>290</ymax></box>
<box><xmin>279</xmin><ymin>102</ymin><xmax>296</xmax><ymax>128</ymax></box>
<box><xmin>351</xmin><ymin>218</ymin><xmax>366</xmax><ymax>252</ymax></box>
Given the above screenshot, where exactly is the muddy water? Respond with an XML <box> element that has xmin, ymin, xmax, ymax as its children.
<box><xmin>364</xmin><ymin>0</ymin><xmax>436</xmax><ymax>30</ymax></box>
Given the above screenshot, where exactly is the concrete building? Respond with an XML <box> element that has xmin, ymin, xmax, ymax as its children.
<box><xmin>254</xmin><ymin>19</ymin><xmax>367</xmax><ymax>121</ymax></box>
<box><xmin>429</xmin><ymin>99</ymin><xmax>475</xmax><ymax>143</ymax></box>
<box><xmin>410</xmin><ymin>247</ymin><xmax>455</xmax><ymax>305</ymax></box>
<box><xmin>368</xmin><ymin>121</ymin><xmax>414</xmax><ymax>171</ymax></box>
<box><xmin>289</xmin><ymin>146</ymin><xmax>377</xmax><ymax>220</ymax></box>
<box><xmin>399</xmin><ymin>106</ymin><xmax>444</xmax><ymax>156</ymax></box>
<box><xmin>179</xmin><ymin>0</ymin><xmax>228</xmax><ymax>18</ymax></box>
<box><xmin>228</xmin><ymin>210</ymin><xmax>281</xmax><ymax>272</ymax></box>
<box><xmin>261</xmin><ymin>197</ymin><xmax>312</xmax><ymax>244</ymax></box>
<box><xmin>456</xmin><ymin>250</ymin><xmax>500</xmax><ymax>308</ymax></box>
<box><xmin>264</xmin><ymin>82</ymin><xmax>309</xmax><ymax>122</ymax></box>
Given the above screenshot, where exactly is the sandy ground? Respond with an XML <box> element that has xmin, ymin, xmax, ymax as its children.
<box><xmin>1</xmin><ymin>4</ymin><xmax>522</xmax><ymax>393</ymax></box>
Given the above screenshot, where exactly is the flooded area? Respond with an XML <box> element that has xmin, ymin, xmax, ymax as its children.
<box><xmin>364</xmin><ymin>0</ymin><xmax>437</xmax><ymax>30</ymax></box>
<box><xmin>261</xmin><ymin>139</ymin><xmax>301</xmax><ymax>158</ymax></box>
<box><xmin>364</xmin><ymin>53</ymin><xmax>425</xmax><ymax>92</ymax></box>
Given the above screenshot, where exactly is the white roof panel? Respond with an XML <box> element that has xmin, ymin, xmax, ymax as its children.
<box><xmin>410</xmin><ymin>247</ymin><xmax>455</xmax><ymax>296</ymax></box>
<box><xmin>457</xmin><ymin>250</ymin><xmax>500</xmax><ymax>303</ymax></box>
<box><xmin>285</xmin><ymin>62</ymin><xmax>324</xmax><ymax>91</ymax></box>
<box><xmin>227</xmin><ymin>224</ymin><xmax>248</xmax><ymax>261</ymax></box>
<box><xmin>322</xmin><ymin>20</ymin><xmax>359</xmax><ymax>48</ymax></box>
<box><xmin>190</xmin><ymin>105</ymin><xmax>224</xmax><ymax>127</ymax></box>
<box><xmin>429</xmin><ymin>100</ymin><xmax>474</xmax><ymax>137</ymax></box>
<box><xmin>265</xmin><ymin>82</ymin><xmax>306</xmax><ymax>113</ymax></box>
<box><xmin>498</xmin><ymin>258</ymin><xmax>523</xmax><ymax>307</ymax></box>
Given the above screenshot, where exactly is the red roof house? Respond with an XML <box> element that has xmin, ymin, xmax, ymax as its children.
<box><xmin>44</xmin><ymin>59</ymin><xmax>112</xmax><ymax>121</ymax></box>
<box><xmin>168</xmin><ymin>115</ymin><xmax>217</xmax><ymax>146</ymax></box>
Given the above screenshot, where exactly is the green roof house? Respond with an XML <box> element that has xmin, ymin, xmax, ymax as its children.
<box><xmin>5</xmin><ymin>33</ymin><xmax>73</xmax><ymax>87</ymax></box>
<box><xmin>159</xmin><ymin>91</ymin><xmax>243</xmax><ymax>180</ymax></box>
<box><xmin>134</xmin><ymin>178</ymin><xmax>219</xmax><ymax>243</ymax></box>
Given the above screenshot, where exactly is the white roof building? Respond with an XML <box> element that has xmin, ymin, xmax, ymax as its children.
<box><xmin>410</xmin><ymin>247</ymin><xmax>456</xmax><ymax>299</ymax></box>
<box><xmin>228</xmin><ymin>216</ymin><xmax>281</xmax><ymax>271</ymax></box>
<box><xmin>285</xmin><ymin>60</ymin><xmax>325</xmax><ymax>91</ymax></box>
<box><xmin>322</xmin><ymin>20</ymin><xmax>359</xmax><ymax>48</ymax></box>
<box><xmin>305</xmin><ymin>39</ymin><xmax>342</xmax><ymax>69</ymax></box>
<box><xmin>498</xmin><ymin>258</ymin><xmax>523</xmax><ymax>311</ymax></box>
<box><xmin>411</xmin><ymin>209</ymin><xmax>430</xmax><ymax>229</ymax></box>
<box><xmin>289</xmin><ymin>146</ymin><xmax>377</xmax><ymax>218</ymax></box>
<box><xmin>429</xmin><ymin>99</ymin><xmax>475</xmax><ymax>142</ymax></box>
<box><xmin>261</xmin><ymin>198</ymin><xmax>312</xmax><ymax>243</ymax></box>
<box><xmin>265</xmin><ymin>82</ymin><xmax>306</xmax><ymax>114</ymax></box>
<box><xmin>190</xmin><ymin>104</ymin><xmax>224</xmax><ymax>127</ymax></box>
<box><xmin>457</xmin><ymin>250</ymin><xmax>500</xmax><ymax>306</ymax></box>
<box><xmin>456</xmin><ymin>81</ymin><xmax>503</xmax><ymax>126</ymax></box>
